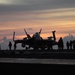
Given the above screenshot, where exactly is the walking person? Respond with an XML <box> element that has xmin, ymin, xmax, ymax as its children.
<box><xmin>8</xmin><ymin>41</ymin><xmax>12</xmax><ymax>50</ymax></box>
<box><xmin>58</xmin><ymin>37</ymin><xmax>64</xmax><ymax>49</ymax></box>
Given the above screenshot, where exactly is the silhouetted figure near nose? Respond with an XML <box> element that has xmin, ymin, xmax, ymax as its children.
<box><xmin>70</xmin><ymin>40</ymin><xmax>72</xmax><ymax>49</ymax></box>
<box><xmin>58</xmin><ymin>37</ymin><xmax>64</xmax><ymax>50</ymax></box>
<box><xmin>66</xmin><ymin>41</ymin><xmax>69</xmax><ymax>50</ymax></box>
<box><xmin>8</xmin><ymin>41</ymin><xmax>12</xmax><ymax>50</ymax></box>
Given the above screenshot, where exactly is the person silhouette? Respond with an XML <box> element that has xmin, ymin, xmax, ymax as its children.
<box><xmin>66</xmin><ymin>41</ymin><xmax>69</xmax><ymax>50</ymax></box>
<box><xmin>58</xmin><ymin>37</ymin><xmax>64</xmax><ymax>49</ymax></box>
<box><xmin>69</xmin><ymin>40</ymin><xmax>72</xmax><ymax>49</ymax></box>
<box><xmin>8</xmin><ymin>41</ymin><xmax>12</xmax><ymax>50</ymax></box>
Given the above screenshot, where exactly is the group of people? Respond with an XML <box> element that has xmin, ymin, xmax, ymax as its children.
<box><xmin>66</xmin><ymin>40</ymin><xmax>75</xmax><ymax>50</ymax></box>
<box><xmin>57</xmin><ymin>37</ymin><xmax>75</xmax><ymax>50</ymax></box>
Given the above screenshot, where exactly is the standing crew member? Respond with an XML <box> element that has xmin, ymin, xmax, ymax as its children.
<box><xmin>66</xmin><ymin>41</ymin><xmax>69</xmax><ymax>49</ymax></box>
<box><xmin>58</xmin><ymin>37</ymin><xmax>64</xmax><ymax>49</ymax></box>
<box><xmin>8</xmin><ymin>41</ymin><xmax>12</xmax><ymax>50</ymax></box>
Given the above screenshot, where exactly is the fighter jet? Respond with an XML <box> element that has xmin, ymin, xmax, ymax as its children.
<box><xmin>13</xmin><ymin>28</ymin><xmax>58</xmax><ymax>50</ymax></box>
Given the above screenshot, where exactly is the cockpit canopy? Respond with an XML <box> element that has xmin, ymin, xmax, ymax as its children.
<box><xmin>32</xmin><ymin>32</ymin><xmax>41</xmax><ymax>40</ymax></box>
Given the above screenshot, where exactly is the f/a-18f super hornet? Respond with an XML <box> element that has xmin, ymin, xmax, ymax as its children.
<box><xmin>13</xmin><ymin>28</ymin><xmax>58</xmax><ymax>50</ymax></box>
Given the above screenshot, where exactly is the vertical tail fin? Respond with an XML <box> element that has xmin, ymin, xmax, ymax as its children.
<box><xmin>13</xmin><ymin>31</ymin><xmax>15</xmax><ymax>41</ymax></box>
<box><xmin>39</xmin><ymin>28</ymin><xmax>42</xmax><ymax>34</ymax></box>
<box><xmin>24</xmin><ymin>28</ymin><xmax>28</xmax><ymax>36</ymax></box>
<box><xmin>24</xmin><ymin>28</ymin><xmax>31</xmax><ymax>39</ymax></box>
<box><xmin>52</xmin><ymin>31</ymin><xmax>56</xmax><ymax>41</ymax></box>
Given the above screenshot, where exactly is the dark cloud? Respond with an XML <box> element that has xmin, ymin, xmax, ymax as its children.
<box><xmin>0</xmin><ymin>37</ymin><xmax>12</xmax><ymax>50</ymax></box>
<box><xmin>63</xmin><ymin>34</ymin><xmax>75</xmax><ymax>42</ymax></box>
<box><xmin>0</xmin><ymin>0</ymin><xmax>75</xmax><ymax>14</ymax></box>
<box><xmin>2</xmin><ymin>37</ymin><xmax>7</xmax><ymax>42</ymax></box>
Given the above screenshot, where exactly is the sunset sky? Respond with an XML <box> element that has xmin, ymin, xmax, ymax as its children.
<box><xmin>0</xmin><ymin>0</ymin><xmax>75</xmax><ymax>42</ymax></box>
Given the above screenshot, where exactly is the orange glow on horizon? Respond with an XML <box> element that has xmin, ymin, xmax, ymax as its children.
<box><xmin>12</xmin><ymin>33</ymin><xmax>69</xmax><ymax>41</ymax></box>
<box><xmin>0</xmin><ymin>7</ymin><xmax>75</xmax><ymax>41</ymax></box>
